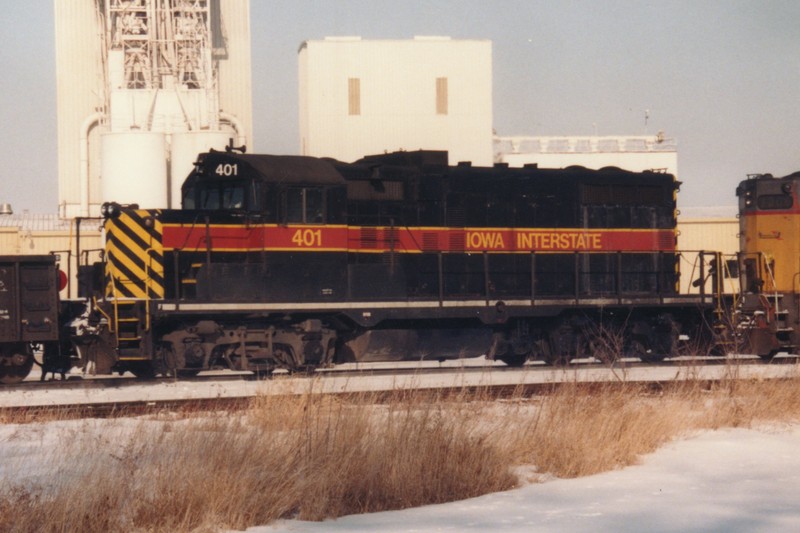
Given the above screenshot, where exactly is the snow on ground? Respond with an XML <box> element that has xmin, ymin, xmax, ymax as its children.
<box><xmin>254</xmin><ymin>425</ymin><xmax>800</xmax><ymax>533</ymax></box>
<box><xmin>2</xmin><ymin>415</ymin><xmax>800</xmax><ymax>532</ymax></box>
<box><xmin>4</xmin><ymin>363</ymin><xmax>800</xmax><ymax>532</ymax></box>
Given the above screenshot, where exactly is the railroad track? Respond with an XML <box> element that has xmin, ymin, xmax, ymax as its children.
<box><xmin>1</xmin><ymin>355</ymin><xmax>798</xmax><ymax>420</ymax></box>
<box><xmin>12</xmin><ymin>351</ymin><xmax>800</xmax><ymax>390</ymax></box>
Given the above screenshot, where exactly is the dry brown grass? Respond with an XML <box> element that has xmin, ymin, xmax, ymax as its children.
<box><xmin>509</xmin><ymin>376</ymin><xmax>800</xmax><ymax>479</ymax></box>
<box><xmin>2</xmin><ymin>370</ymin><xmax>800</xmax><ymax>532</ymax></box>
<box><xmin>0</xmin><ymin>388</ymin><xmax>516</xmax><ymax>532</ymax></box>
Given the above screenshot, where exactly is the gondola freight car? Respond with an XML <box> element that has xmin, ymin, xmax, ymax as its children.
<box><xmin>0</xmin><ymin>256</ymin><xmax>61</xmax><ymax>383</ymax></box>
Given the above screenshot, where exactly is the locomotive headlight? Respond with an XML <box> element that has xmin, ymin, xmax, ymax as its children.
<box><xmin>100</xmin><ymin>202</ymin><xmax>121</xmax><ymax>219</ymax></box>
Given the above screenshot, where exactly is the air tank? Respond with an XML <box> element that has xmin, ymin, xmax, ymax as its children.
<box><xmin>101</xmin><ymin>132</ymin><xmax>168</xmax><ymax>208</ymax></box>
<box><xmin>169</xmin><ymin>131</ymin><xmax>232</xmax><ymax>208</ymax></box>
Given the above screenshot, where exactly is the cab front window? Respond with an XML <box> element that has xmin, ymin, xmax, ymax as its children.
<box><xmin>757</xmin><ymin>194</ymin><xmax>792</xmax><ymax>210</ymax></box>
<box><xmin>197</xmin><ymin>182</ymin><xmax>246</xmax><ymax>210</ymax></box>
<box><xmin>222</xmin><ymin>185</ymin><xmax>245</xmax><ymax>209</ymax></box>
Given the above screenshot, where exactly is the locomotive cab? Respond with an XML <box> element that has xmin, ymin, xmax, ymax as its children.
<box><xmin>736</xmin><ymin>172</ymin><xmax>800</xmax><ymax>356</ymax></box>
<box><xmin>183</xmin><ymin>150</ymin><xmax>347</xmax><ymax>224</ymax></box>
<box><xmin>173</xmin><ymin>151</ymin><xmax>349</xmax><ymax>302</ymax></box>
<box><xmin>737</xmin><ymin>173</ymin><xmax>800</xmax><ymax>293</ymax></box>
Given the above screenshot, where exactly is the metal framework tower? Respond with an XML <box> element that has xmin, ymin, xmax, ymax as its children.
<box><xmin>103</xmin><ymin>0</ymin><xmax>218</xmax><ymax>125</ymax></box>
<box><xmin>55</xmin><ymin>0</ymin><xmax>252</xmax><ymax>217</ymax></box>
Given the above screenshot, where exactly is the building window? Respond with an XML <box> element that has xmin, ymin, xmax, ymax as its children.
<box><xmin>348</xmin><ymin>78</ymin><xmax>361</xmax><ymax>115</ymax></box>
<box><xmin>436</xmin><ymin>77</ymin><xmax>448</xmax><ymax>115</ymax></box>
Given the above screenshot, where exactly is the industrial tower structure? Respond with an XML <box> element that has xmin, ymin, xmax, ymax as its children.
<box><xmin>55</xmin><ymin>0</ymin><xmax>252</xmax><ymax>218</ymax></box>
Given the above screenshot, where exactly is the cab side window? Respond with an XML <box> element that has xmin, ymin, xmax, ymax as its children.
<box><xmin>182</xmin><ymin>185</ymin><xmax>196</xmax><ymax>209</ymax></box>
<box><xmin>285</xmin><ymin>187</ymin><xmax>325</xmax><ymax>223</ymax></box>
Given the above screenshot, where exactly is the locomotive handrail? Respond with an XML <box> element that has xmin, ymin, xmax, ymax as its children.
<box><xmin>760</xmin><ymin>254</ymin><xmax>781</xmax><ymax>322</ymax></box>
<box><xmin>793</xmin><ymin>271</ymin><xmax>800</xmax><ymax>324</ymax></box>
<box><xmin>48</xmin><ymin>249</ymin><xmax>72</xmax><ymax>298</ymax></box>
<box><xmin>47</xmin><ymin>247</ymin><xmax>104</xmax><ymax>300</ymax></box>
<box><xmin>142</xmin><ymin>247</ymin><xmax>158</xmax><ymax>333</ymax></box>
<box><xmin>93</xmin><ymin>296</ymin><xmax>113</xmax><ymax>331</ymax></box>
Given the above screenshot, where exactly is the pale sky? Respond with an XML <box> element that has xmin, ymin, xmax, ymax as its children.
<box><xmin>2</xmin><ymin>0</ymin><xmax>798</xmax><ymax>213</ymax></box>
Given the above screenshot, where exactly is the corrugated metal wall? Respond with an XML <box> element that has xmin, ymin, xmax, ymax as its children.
<box><xmin>0</xmin><ymin>221</ymin><xmax>102</xmax><ymax>298</ymax></box>
<box><xmin>54</xmin><ymin>0</ymin><xmax>104</xmax><ymax>218</ymax></box>
<box><xmin>217</xmin><ymin>0</ymin><xmax>254</xmax><ymax>147</ymax></box>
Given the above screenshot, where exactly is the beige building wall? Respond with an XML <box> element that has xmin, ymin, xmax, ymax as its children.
<box><xmin>677</xmin><ymin>217</ymin><xmax>740</xmax><ymax>295</ymax></box>
<box><xmin>0</xmin><ymin>220</ymin><xmax>102</xmax><ymax>299</ymax></box>
<box><xmin>0</xmin><ymin>229</ymin><xmax>19</xmax><ymax>255</ymax></box>
<box><xmin>299</xmin><ymin>37</ymin><xmax>493</xmax><ymax>165</ymax></box>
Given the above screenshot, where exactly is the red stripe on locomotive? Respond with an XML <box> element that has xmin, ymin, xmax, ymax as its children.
<box><xmin>162</xmin><ymin>224</ymin><xmax>675</xmax><ymax>253</ymax></box>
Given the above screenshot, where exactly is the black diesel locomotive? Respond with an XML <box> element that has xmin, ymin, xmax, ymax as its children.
<box><xmin>80</xmin><ymin>149</ymin><xmax>720</xmax><ymax>377</ymax></box>
<box><xmin>3</xmin><ymin>149</ymin><xmax>729</xmax><ymax>381</ymax></box>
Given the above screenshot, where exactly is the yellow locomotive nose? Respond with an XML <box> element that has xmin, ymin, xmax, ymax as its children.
<box><xmin>738</xmin><ymin>173</ymin><xmax>799</xmax><ymax>294</ymax></box>
<box><xmin>736</xmin><ymin>171</ymin><xmax>800</xmax><ymax>357</ymax></box>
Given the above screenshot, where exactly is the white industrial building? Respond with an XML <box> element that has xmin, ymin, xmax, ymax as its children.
<box><xmin>297</xmin><ymin>36</ymin><xmax>675</xmax><ymax>176</ymax></box>
<box><xmin>54</xmin><ymin>0</ymin><xmax>253</xmax><ymax>218</ymax></box>
<box><xmin>298</xmin><ymin>36</ymin><xmax>493</xmax><ymax>166</ymax></box>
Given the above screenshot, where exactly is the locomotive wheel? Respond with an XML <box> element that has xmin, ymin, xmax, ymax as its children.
<box><xmin>638</xmin><ymin>353</ymin><xmax>666</xmax><ymax>363</ymax></box>
<box><xmin>498</xmin><ymin>352</ymin><xmax>528</xmax><ymax>367</ymax></box>
<box><xmin>624</xmin><ymin>338</ymin><xmax>649</xmax><ymax>361</ymax></box>
<box><xmin>759</xmin><ymin>350</ymin><xmax>780</xmax><ymax>362</ymax></box>
<box><xmin>545</xmin><ymin>355</ymin><xmax>571</xmax><ymax>366</ymax></box>
<box><xmin>127</xmin><ymin>361</ymin><xmax>157</xmax><ymax>380</ymax></box>
<box><xmin>0</xmin><ymin>344</ymin><xmax>35</xmax><ymax>385</ymax></box>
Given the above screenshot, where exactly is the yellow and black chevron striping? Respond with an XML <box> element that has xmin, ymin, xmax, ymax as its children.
<box><xmin>105</xmin><ymin>209</ymin><xmax>164</xmax><ymax>299</ymax></box>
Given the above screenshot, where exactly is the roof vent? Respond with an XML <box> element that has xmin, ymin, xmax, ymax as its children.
<box><xmin>0</xmin><ymin>203</ymin><xmax>12</xmax><ymax>215</ymax></box>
